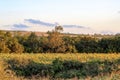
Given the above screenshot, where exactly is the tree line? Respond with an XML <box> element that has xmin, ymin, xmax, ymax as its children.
<box><xmin>0</xmin><ymin>26</ymin><xmax>120</xmax><ymax>53</ymax></box>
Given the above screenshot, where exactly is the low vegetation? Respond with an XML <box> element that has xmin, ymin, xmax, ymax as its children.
<box><xmin>1</xmin><ymin>53</ymin><xmax>120</xmax><ymax>79</ymax></box>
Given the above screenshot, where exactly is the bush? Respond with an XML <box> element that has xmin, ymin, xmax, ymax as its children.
<box><xmin>6</xmin><ymin>58</ymin><xmax>120</xmax><ymax>79</ymax></box>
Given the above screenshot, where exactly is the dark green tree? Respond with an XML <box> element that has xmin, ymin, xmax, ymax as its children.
<box><xmin>75</xmin><ymin>37</ymin><xmax>98</xmax><ymax>53</ymax></box>
<box><xmin>63</xmin><ymin>36</ymin><xmax>77</xmax><ymax>53</ymax></box>
<box><xmin>23</xmin><ymin>32</ymin><xmax>42</xmax><ymax>53</ymax></box>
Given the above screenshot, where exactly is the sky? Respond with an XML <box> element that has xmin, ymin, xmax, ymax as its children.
<box><xmin>0</xmin><ymin>0</ymin><xmax>120</xmax><ymax>34</ymax></box>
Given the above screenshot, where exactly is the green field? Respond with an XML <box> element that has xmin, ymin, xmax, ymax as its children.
<box><xmin>1</xmin><ymin>53</ymin><xmax>120</xmax><ymax>80</ymax></box>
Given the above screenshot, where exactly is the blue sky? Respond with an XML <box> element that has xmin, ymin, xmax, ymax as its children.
<box><xmin>0</xmin><ymin>0</ymin><xmax>120</xmax><ymax>34</ymax></box>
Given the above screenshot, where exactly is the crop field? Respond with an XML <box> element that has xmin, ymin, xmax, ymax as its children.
<box><xmin>1</xmin><ymin>53</ymin><xmax>120</xmax><ymax>80</ymax></box>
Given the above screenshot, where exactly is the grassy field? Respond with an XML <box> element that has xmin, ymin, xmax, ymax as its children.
<box><xmin>1</xmin><ymin>53</ymin><xmax>120</xmax><ymax>80</ymax></box>
<box><xmin>1</xmin><ymin>53</ymin><xmax>120</xmax><ymax>63</ymax></box>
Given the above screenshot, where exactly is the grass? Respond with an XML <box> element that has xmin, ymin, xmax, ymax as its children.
<box><xmin>1</xmin><ymin>53</ymin><xmax>120</xmax><ymax>80</ymax></box>
<box><xmin>1</xmin><ymin>53</ymin><xmax>120</xmax><ymax>63</ymax></box>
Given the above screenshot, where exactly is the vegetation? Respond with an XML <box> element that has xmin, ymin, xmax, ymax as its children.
<box><xmin>1</xmin><ymin>53</ymin><xmax>120</xmax><ymax>79</ymax></box>
<box><xmin>0</xmin><ymin>26</ymin><xmax>120</xmax><ymax>53</ymax></box>
<box><xmin>1</xmin><ymin>26</ymin><xmax>120</xmax><ymax>79</ymax></box>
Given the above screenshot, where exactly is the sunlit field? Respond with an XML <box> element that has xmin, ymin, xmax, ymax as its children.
<box><xmin>1</xmin><ymin>53</ymin><xmax>120</xmax><ymax>64</ymax></box>
<box><xmin>1</xmin><ymin>53</ymin><xmax>120</xmax><ymax>80</ymax></box>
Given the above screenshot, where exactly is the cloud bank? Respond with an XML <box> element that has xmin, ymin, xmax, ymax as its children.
<box><xmin>25</xmin><ymin>19</ymin><xmax>55</xmax><ymax>26</ymax></box>
<box><xmin>13</xmin><ymin>24</ymin><xmax>29</xmax><ymax>28</ymax></box>
<box><xmin>0</xmin><ymin>19</ymin><xmax>115</xmax><ymax>34</ymax></box>
<box><xmin>23</xmin><ymin>19</ymin><xmax>93</xmax><ymax>34</ymax></box>
<box><xmin>25</xmin><ymin>19</ymin><xmax>87</xmax><ymax>29</ymax></box>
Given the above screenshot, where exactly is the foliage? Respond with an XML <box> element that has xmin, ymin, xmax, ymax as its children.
<box><xmin>47</xmin><ymin>31</ymin><xmax>66</xmax><ymax>53</ymax></box>
<box><xmin>63</xmin><ymin>36</ymin><xmax>77</xmax><ymax>53</ymax></box>
<box><xmin>22</xmin><ymin>32</ymin><xmax>42</xmax><ymax>53</ymax></box>
<box><xmin>1</xmin><ymin>53</ymin><xmax>120</xmax><ymax>79</ymax></box>
<box><xmin>75</xmin><ymin>37</ymin><xmax>98</xmax><ymax>53</ymax></box>
<box><xmin>1</xmin><ymin>27</ymin><xmax>120</xmax><ymax>53</ymax></box>
<box><xmin>7</xmin><ymin>38</ymin><xmax>24</xmax><ymax>53</ymax></box>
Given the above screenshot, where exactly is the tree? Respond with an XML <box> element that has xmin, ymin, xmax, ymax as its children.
<box><xmin>63</xmin><ymin>36</ymin><xmax>77</xmax><ymax>53</ymax></box>
<box><xmin>47</xmin><ymin>26</ymin><xmax>66</xmax><ymax>53</ymax></box>
<box><xmin>0</xmin><ymin>39</ymin><xmax>10</xmax><ymax>53</ymax></box>
<box><xmin>23</xmin><ymin>32</ymin><xmax>42</xmax><ymax>53</ymax></box>
<box><xmin>75</xmin><ymin>37</ymin><xmax>98</xmax><ymax>53</ymax></box>
<box><xmin>7</xmin><ymin>38</ymin><xmax>24</xmax><ymax>53</ymax></box>
<box><xmin>55</xmin><ymin>25</ymin><xmax>63</xmax><ymax>33</ymax></box>
<box><xmin>0</xmin><ymin>31</ymin><xmax>10</xmax><ymax>53</ymax></box>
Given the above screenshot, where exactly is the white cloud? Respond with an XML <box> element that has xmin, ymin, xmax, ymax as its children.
<box><xmin>0</xmin><ymin>19</ymin><xmax>118</xmax><ymax>34</ymax></box>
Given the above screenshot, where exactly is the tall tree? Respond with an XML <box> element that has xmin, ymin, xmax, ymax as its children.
<box><xmin>55</xmin><ymin>25</ymin><xmax>63</xmax><ymax>33</ymax></box>
<box><xmin>47</xmin><ymin>26</ymin><xmax>66</xmax><ymax>53</ymax></box>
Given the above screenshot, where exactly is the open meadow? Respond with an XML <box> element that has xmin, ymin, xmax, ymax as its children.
<box><xmin>1</xmin><ymin>53</ymin><xmax>120</xmax><ymax>80</ymax></box>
